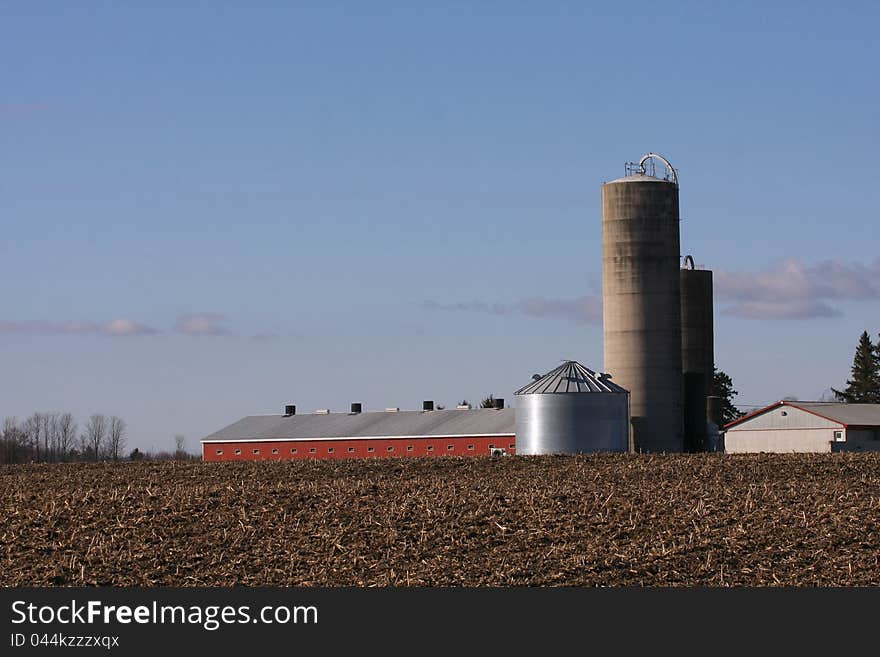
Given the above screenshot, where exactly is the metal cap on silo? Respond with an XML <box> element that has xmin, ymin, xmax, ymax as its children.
<box><xmin>514</xmin><ymin>360</ymin><xmax>630</xmax><ymax>455</ymax></box>
<box><xmin>608</xmin><ymin>152</ymin><xmax>679</xmax><ymax>186</ymax></box>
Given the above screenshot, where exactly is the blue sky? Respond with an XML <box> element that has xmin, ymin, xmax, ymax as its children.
<box><xmin>2</xmin><ymin>1</ymin><xmax>878</xmax><ymax>451</ymax></box>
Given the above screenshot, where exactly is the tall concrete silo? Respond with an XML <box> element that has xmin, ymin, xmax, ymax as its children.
<box><xmin>680</xmin><ymin>255</ymin><xmax>714</xmax><ymax>452</ymax></box>
<box><xmin>602</xmin><ymin>153</ymin><xmax>683</xmax><ymax>453</ymax></box>
<box><xmin>514</xmin><ymin>360</ymin><xmax>629</xmax><ymax>455</ymax></box>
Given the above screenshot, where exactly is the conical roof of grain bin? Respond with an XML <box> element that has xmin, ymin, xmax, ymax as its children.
<box><xmin>514</xmin><ymin>360</ymin><xmax>629</xmax><ymax>455</ymax></box>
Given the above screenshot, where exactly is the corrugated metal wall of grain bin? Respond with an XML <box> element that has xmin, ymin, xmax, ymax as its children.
<box><xmin>680</xmin><ymin>267</ymin><xmax>714</xmax><ymax>452</ymax></box>
<box><xmin>602</xmin><ymin>173</ymin><xmax>683</xmax><ymax>452</ymax></box>
<box><xmin>514</xmin><ymin>361</ymin><xmax>629</xmax><ymax>455</ymax></box>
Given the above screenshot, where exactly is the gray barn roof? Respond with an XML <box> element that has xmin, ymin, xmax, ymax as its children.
<box><xmin>786</xmin><ymin>402</ymin><xmax>880</xmax><ymax>427</ymax></box>
<box><xmin>725</xmin><ymin>400</ymin><xmax>880</xmax><ymax>429</ymax></box>
<box><xmin>202</xmin><ymin>408</ymin><xmax>515</xmax><ymax>443</ymax></box>
<box><xmin>514</xmin><ymin>360</ymin><xmax>628</xmax><ymax>395</ymax></box>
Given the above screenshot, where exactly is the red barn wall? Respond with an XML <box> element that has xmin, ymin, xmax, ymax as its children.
<box><xmin>203</xmin><ymin>435</ymin><xmax>516</xmax><ymax>462</ymax></box>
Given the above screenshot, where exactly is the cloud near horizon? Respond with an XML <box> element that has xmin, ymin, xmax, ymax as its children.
<box><xmin>427</xmin><ymin>258</ymin><xmax>879</xmax><ymax>323</ymax></box>
<box><xmin>173</xmin><ymin>313</ymin><xmax>232</xmax><ymax>336</ymax></box>
<box><xmin>715</xmin><ymin>257</ymin><xmax>880</xmax><ymax>319</ymax></box>
<box><xmin>423</xmin><ymin>295</ymin><xmax>603</xmax><ymax>324</ymax></box>
<box><xmin>0</xmin><ymin>313</ymin><xmax>235</xmax><ymax>337</ymax></box>
<box><xmin>0</xmin><ymin>103</ymin><xmax>55</xmax><ymax>114</ymax></box>
<box><xmin>0</xmin><ymin>318</ymin><xmax>160</xmax><ymax>336</ymax></box>
<box><xmin>722</xmin><ymin>300</ymin><xmax>842</xmax><ymax>320</ymax></box>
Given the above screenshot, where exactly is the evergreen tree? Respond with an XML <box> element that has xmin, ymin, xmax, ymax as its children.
<box><xmin>832</xmin><ymin>331</ymin><xmax>880</xmax><ymax>403</ymax></box>
<box><xmin>710</xmin><ymin>366</ymin><xmax>746</xmax><ymax>426</ymax></box>
<box><xmin>876</xmin><ymin>331</ymin><xmax>880</xmax><ymax>388</ymax></box>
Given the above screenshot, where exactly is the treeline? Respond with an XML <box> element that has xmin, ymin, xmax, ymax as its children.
<box><xmin>834</xmin><ymin>330</ymin><xmax>880</xmax><ymax>404</ymax></box>
<box><xmin>0</xmin><ymin>413</ymin><xmax>196</xmax><ymax>465</ymax></box>
<box><xmin>128</xmin><ymin>435</ymin><xmax>198</xmax><ymax>463</ymax></box>
<box><xmin>1</xmin><ymin>412</ymin><xmax>124</xmax><ymax>465</ymax></box>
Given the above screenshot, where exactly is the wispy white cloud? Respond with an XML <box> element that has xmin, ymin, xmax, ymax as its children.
<box><xmin>424</xmin><ymin>295</ymin><xmax>602</xmax><ymax>324</ymax></box>
<box><xmin>723</xmin><ymin>301</ymin><xmax>841</xmax><ymax>320</ymax></box>
<box><xmin>426</xmin><ymin>258</ymin><xmax>879</xmax><ymax>323</ymax></box>
<box><xmin>0</xmin><ymin>313</ymin><xmax>242</xmax><ymax>337</ymax></box>
<box><xmin>173</xmin><ymin>313</ymin><xmax>231</xmax><ymax>336</ymax></box>
<box><xmin>102</xmin><ymin>318</ymin><xmax>161</xmax><ymax>335</ymax></box>
<box><xmin>715</xmin><ymin>258</ymin><xmax>880</xmax><ymax>302</ymax></box>
<box><xmin>0</xmin><ymin>319</ymin><xmax>160</xmax><ymax>336</ymax></box>
<box><xmin>716</xmin><ymin>257</ymin><xmax>880</xmax><ymax>319</ymax></box>
<box><xmin>0</xmin><ymin>103</ymin><xmax>54</xmax><ymax>114</ymax></box>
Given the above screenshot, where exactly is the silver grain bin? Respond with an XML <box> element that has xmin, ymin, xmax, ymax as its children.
<box><xmin>514</xmin><ymin>360</ymin><xmax>629</xmax><ymax>455</ymax></box>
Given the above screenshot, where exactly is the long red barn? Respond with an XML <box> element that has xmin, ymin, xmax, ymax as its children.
<box><xmin>202</xmin><ymin>406</ymin><xmax>516</xmax><ymax>461</ymax></box>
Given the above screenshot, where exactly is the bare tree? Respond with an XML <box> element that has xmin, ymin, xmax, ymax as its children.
<box><xmin>40</xmin><ymin>412</ymin><xmax>70</xmax><ymax>462</ymax></box>
<box><xmin>46</xmin><ymin>412</ymin><xmax>59</xmax><ymax>461</ymax></box>
<box><xmin>56</xmin><ymin>413</ymin><xmax>77</xmax><ymax>461</ymax></box>
<box><xmin>107</xmin><ymin>416</ymin><xmax>127</xmax><ymax>461</ymax></box>
<box><xmin>37</xmin><ymin>413</ymin><xmax>52</xmax><ymax>461</ymax></box>
<box><xmin>174</xmin><ymin>434</ymin><xmax>186</xmax><ymax>460</ymax></box>
<box><xmin>40</xmin><ymin>412</ymin><xmax>56</xmax><ymax>461</ymax></box>
<box><xmin>81</xmin><ymin>414</ymin><xmax>108</xmax><ymax>461</ymax></box>
<box><xmin>2</xmin><ymin>417</ymin><xmax>24</xmax><ymax>464</ymax></box>
<box><xmin>22</xmin><ymin>413</ymin><xmax>42</xmax><ymax>462</ymax></box>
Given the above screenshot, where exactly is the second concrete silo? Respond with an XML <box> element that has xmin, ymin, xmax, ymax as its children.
<box><xmin>602</xmin><ymin>153</ymin><xmax>683</xmax><ymax>453</ymax></box>
<box><xmin>680</xmin><ymin>255</ymin><xmax>714</xmax><ymax>452</ymax></box>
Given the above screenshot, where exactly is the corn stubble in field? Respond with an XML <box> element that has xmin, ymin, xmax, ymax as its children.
<box><xmin>2</xmin><ymin>454</ymin><xmax>879</xmax><ymax>586</ymax></box>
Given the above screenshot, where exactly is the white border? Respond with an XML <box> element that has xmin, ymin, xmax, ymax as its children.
<box><xmin>201</xmin><ymin>432</ymin><xmax>514</xmax><ymax>444</ymax></box>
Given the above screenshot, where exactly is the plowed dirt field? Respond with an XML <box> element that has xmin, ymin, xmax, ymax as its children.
<box><xmin>3</xmin><ymin>454</ymin><xmax>879</xmax><ymax>586</ymax></box>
